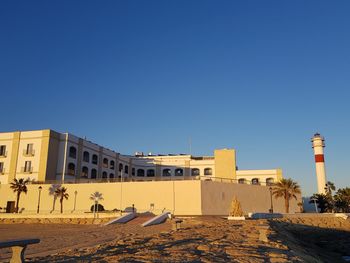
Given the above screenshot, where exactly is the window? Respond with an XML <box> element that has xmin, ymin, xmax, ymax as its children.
<box><xmin>0</xmin><ymin>145</ymin><xmax>6</xmax><ymax>157</ymax></box>
<box><xmin>109</xmin><ymin>173</ymin><xmax>114</xmax><ymax>179</ymax></box>
<box><xmin>147</xmin><ymin>169</ymin><xmax>155</xmax><ymax>177</ymax></box>
<box><xmin>69</xmin><ymin>146</ymin><xmax>77</xmax><ymax>159</ymax></box>
<box><xmin>83</xmin><ymin>151</ymin><xmax>89</xmax><ymax>162</ymax></box>
<box><xmin>191</xmin><ymin>168</ymin><xmax>200</xmax><ymax>176</ymax></box>
<box><xmin>68</xmin><ymin>163</ymin><xmax>75</xmax><ymax>176</ymax></box>
<box><xmin>162</xmin><ymin>169</ymin><xmax>171</xmax><ymax>177</ymax></box>
<box><xmin>26</xmin><ymin>144</ymin><xmax>34</xmax><ymax>155</ymax></box>
<box><xmin>24</xmin><ymin>161</ymin><xmax>32</xmax><ymax>173</ymax></box>
<box><xmin>91</xmin><ymin>169</ymin><xmax>97</xmax><ymax>179</ymax></box>
<box><xmin>238</xmin><ymin>178</ymin><xmax>246</xmax><ymax>184</ymax></box>
<box><xmin>137</xmin><ymin>169</ymin><xmax>145</xmax><ymax>177</ymax></box>
<box><xmin>204</xmin><ymin>168</ymin><xmax>212</xmax><ymax>176</ymax></box>
<box><xmin>103</xmin><ymin>158</ymin><xmax>108</xmax><ymax>168</ymax></box>
<box><xmin>266</xmin><ymin>178</ymin><xmax>274</xmax><ymax>186</ymax></box>
<box><xmin>0</xmin><ymin>162</ymin><xmax>4</xmax><ymax>173</ymax></box>
<box><xmin>92</xmin><ymin>154</ymin><xmax>98</xmax><ymax>165</ymax></box>
<box><xmin>102</xmin><ymin>171</ymin><xmax>107</xmax><ymax>178</ymax></box>
<box><xmin>252</xmin><ymin>178</ymin><xmax>260</xmax><ymax>185</ymax></box>
<box><xmin>81</xmin><ymin>166</ymin><xmax>88</xmax><ymax>178</ymax></box>
<box><xmin>175</xmin><ymin>168</ymin><xmax>183</xmax><ymax>176</ymax></box>
<box><xmin>125</xmin><ymin>165</ymin><xmax>129</xmax><ymax>174</ymax></box>
<box><xmin>132</xmin><ymin>168</ymin><xmax>135</xmax><ymax>176</ymax></box>
<box><xmin>110</xmin><ymin>160</ymin><xmax>115</xmax><ymax>170</ymax></box>
<box><xmin>119</xmin><ymin>163</ymin><xmax>123</xmax><ymax>172</ymax></box>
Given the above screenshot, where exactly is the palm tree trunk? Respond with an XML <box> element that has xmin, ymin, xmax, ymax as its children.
<box><xmin>16</xmin><ymin>192</ymin><xmax>20</xmax><ymax>213</ymax></box>
<box><xmin>60</xmin><ymin>197</ymin><xmax>63</xmax><ymax>213</ymax></box>
<box><xmin>285</xmin><ymin>192</ymin><xmax>290</xmax><ymax>213</ymax></box>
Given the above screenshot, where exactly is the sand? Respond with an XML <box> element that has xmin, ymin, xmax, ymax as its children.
<box><xmin>0</xmin><ymin>216</ymin><xmax>349</xmax><ymax>262</ymax></box>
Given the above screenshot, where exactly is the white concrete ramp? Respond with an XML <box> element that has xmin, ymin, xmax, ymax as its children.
<box><xmin>141</xmin><ymin>212</ymin><xmax>170</xmax><ymax>227</ymax></box>
<box><xmin>104</xmin><ymin>212</ymin><xmax>137</xmax><ymax>226</ymax></box>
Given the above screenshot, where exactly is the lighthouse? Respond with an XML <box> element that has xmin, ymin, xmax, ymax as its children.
<box><xmin>311</xmin><ymin>133</ymin><xmax>327</xmax><ymax>194</ymax></box>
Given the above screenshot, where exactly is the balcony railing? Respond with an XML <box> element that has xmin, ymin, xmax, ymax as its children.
<box><xmin>21</xmin><ymin>167</ymin><xmax>33</xmax><ymax>173</ymax></box>
<box><xmin>23</xmin><ymin>149</ymin><xmax>35</xmax><ymax>157</ymax></box>
<box><xmin>0</xmin><ymin>151</ymin><xmax>7</xmax><ymax>158</ymax></box>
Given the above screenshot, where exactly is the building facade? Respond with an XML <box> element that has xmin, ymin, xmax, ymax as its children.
<box><xmin>0</xmin><ymin>129</ymin><xmax>282</xmax><ymax>185</ymax></box>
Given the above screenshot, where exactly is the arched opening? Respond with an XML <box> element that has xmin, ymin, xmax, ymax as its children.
<box><xmin>204</xmin><ymin>168</ymin><xmax>212</xmax><ymax>176</ymax></box>
<box><xmin>102</xmin><ymin>171</ymin><xmax>108</xmax><ymax>178</ymax></box>
<box><xmin>147</xmin><ymin>169</ymin><xmax>155</xmax><ymax>177</ymax></box>
<box><xmin>67</xmin><ymin>163</ymin><xmax>75</xmax><ymax>176</ymax></box>
<box><xmin>109</xmin><ymin>173</ymin><xmax>114</xmax><ymax>179</ymax></box>
<box><xmin>125</xmin><ymin>165</ymin><xmax>129</xmax><ymax>174</ymax></box>
<box><xmin>266</xmin><ymin>178</ymin><xmax>274</xmax><ymax>186</ymax></box>
<box><xmin>162</xmin><ymin>169</ymin><xmax>171</xmax><ymax>176</ymax></box>
<box><xmin>252</xmin><ymin>178</ymin><xmax>260</xmax><ymax>185</ymax></box>
<box><xmin>91</xmin><ymin>169</ymin><xmax>97</xmax><ymax>179</ymax></box>
<box><xmin>191</xmin><ymin>168</ymin><xmax>200</xmax><ymax>176</ymax></box>
<box><xmin>81</xmin><ymin>166</ymin><xmax>88</xmax><ymax>178</ymax></box>
<box><xmin>92</xmin><ymin>154</ymin><xmax>98</xmax><ymax>165</ymax></box>
<box><xmin>103</xmin><ymin>158</ymin><xmax>108</xmax><ymax>168</ymax></box>
<box><xmin>119</xmin><ymin>163</ymin><xmax>123</xmax><ymax>172</ymax></box>
<box><xmin>137</xmin><ymin>169</ymin><xmax>144</xmax><ymax>177</ymax></box>
<box><xmin>83</xmin><ymin>151</ymin><xmax>89</xmax><ymax>162</ymax></box>
<box><xmin>238</xmin><ymin>178</ymin><xmax>246</xmax><ymax>184</ymax></box>
<box><xmin>175</xmin><ymin>168</ymin><xmax>183</xmax><ymax>176</ymax></box>
<box><xmin>69</xmin><ymin>146</ymin><xmax>77</xmax><ymax>159</ymax></box>
<box><xmin>110</xmin><ymin>160</ymin><xmax>115</xmax><ymax>170</ymax></box>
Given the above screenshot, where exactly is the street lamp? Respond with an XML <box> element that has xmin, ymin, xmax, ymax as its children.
<box><xmin>310</xmin><ymin>197</ymin><xmax>318</xmax><ymax>213</ymax></box>
<box><xmin>269</xmin><ymin>186</ymin><xmax>274</xmax><ymax>213</ymax></box>
<box><xmin>73</xmin><ymin>191</ymin><xmax>78</xmax><ymax>212</ymax></box>
<box><xmin>37</xmin><ymin>186</ymin><xmax>42</xmax><ymax>214</ymax></box>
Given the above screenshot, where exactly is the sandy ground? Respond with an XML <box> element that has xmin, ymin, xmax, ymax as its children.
<box><xmin>0</xmin><ymin>216</ymin><xmax>349</xmax><ymax>262</ymax></box>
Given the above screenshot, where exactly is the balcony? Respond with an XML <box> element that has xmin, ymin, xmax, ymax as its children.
<box><xmin>21</xmin><ymin>167</ymin><xmax>33</xmax><ymax>173</ymax></box>
<box><xmin>23</xmin><ymin>149</ymin><xmax>35</xmax><ymax>157</ymax></box>
<box><xmin>0</xmin><ymin>151</ymin><xmax>7</xmax><ymax>158</ymax></box>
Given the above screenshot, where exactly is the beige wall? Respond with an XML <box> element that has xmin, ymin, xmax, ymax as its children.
<box><xmin>200</xmin><ymin>181</ymin><xmax>301</xmax><ymax>215</ymax></box>
<box><xmin>0</xmin><ymin>181</ymin><xmax>300</xmax><ymax>216</ymax></box>
<box><xmin>214</xmin><ymin>149</ymin><xmax>236</xmax><ymax>180</ymax></box>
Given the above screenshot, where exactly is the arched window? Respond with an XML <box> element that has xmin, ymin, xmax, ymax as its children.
<box><xmin>191</xmin><ymin>168</ymin><xmax>200</xmax><ymax>176</ymax></box>
<box><xmin>110</xmin><ymin>160</ymin><xmax>115</xmax><ymax>169</ymax></box>
<box><xmin>137</xmin><ymin>169</ymin><xmax>144</xmax><ymax>177</ymax></box>
<box><xmin>69</xmin><ymin>146</ymin><xmax>77</xmax><ymax>159</ymax></box>
<box><xmin>162</xmin><ymin>169</ymin><xmax>171</xmax><ymax>177</ymax></box>
<box><xmin>109</xmin><ymin>173</ymin><xmax>114</xmax><ymax>178</ymax></box>
<box><xmin>252</xmin><ymin>178</ymin><xmax>260</xmax><ymax>185</ymax></box>
<box><xmin>175</xmin><ymin>168</ymin><xmax>183</xmax><ymax>176</ymax></box>
<box><xmin>238</xmin><ymin>178</ymin><xmax>246</xmax><ymax>184</ymax></box>
<box><xmin>103</xmin><ymin>158</ymin><xmax>108</xmax><ymax>168</ymax></box>
<box><xmin>91</xmin><ymin>169</ymin><xmax>97</xmax><ymax>179</ymax></box>
<box><xmin>92</xmin><ymin>154</ymin><xmax>98</xmax><ymax>165</ymax></box>
<box><xmin>119</xmin><ymin>163</ymin><xmax>123</xmax><ymax>172</ymax></box>
<box><xmin>67</xmin><ymin>163</ymin><xmax>75</xmax><ymax>176</ymax></box>
<box><xmin>81</xmin><ymin>166</ymin><xmax>88</xmax><ymax>178</ymax></box>
<box><xmin>266</xmin><ymin>178</ymin><xmax>274</xmax><ymax>186</ymax></box>
<box><xmin>204</xmin><ymin>168</ymin><xmax>212</xmax><ymax>176</ymax></box>
<box><xmin>102</xmin><ymin>171</ymin><xmax>108</xmax><ymax>178</ymax></box>
<box><xmin>147</xmin><ymin>169</ymin><xmax>155</xmax><ymax>177</ymax></box>
<box><xmin>83</xmin><ymin>151</ymin><xmax>89</xmax><ymax>162</ymax></box>
<box><xmin>132</xmin><ymin>168</ymin><xmax>135</xmax><ymax>176</ymax></box>
<box><xmin>125</xmin><ymin>165</ymin><xmax>129</xmax><ymax>174</ymax></box>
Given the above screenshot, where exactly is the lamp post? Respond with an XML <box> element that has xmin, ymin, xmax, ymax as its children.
<box><xmin>269</xmin><ymin>186</ymin><xmax>274</xmax><ymax>213</ymax></box>
<box><xmin>37</xmin><ymin>186</ymin><xmax>42</xmax><ymax>214</ymax></box>
<box><xmin>73</xmin><ymin>190</ymin><xmax>78</xmax><ymax>212</ymax></box>
<box><xmin>310</xmin><ymin>197</ymin><xmax>318</xmax><ymax>213</ymax></box>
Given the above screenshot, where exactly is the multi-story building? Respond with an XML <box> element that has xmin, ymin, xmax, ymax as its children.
<box><xmin>0</xmin><ymin>129</ymin><xmax>282</xmax><ymax>185</ymax></box>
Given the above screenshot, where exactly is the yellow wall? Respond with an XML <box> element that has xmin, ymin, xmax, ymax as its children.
<box><xmin>214</xmin><ymin>149</ymin><xmax>236</xmax><ymax>180</ymax></box>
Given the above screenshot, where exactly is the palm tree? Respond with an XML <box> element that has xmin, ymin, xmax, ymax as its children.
<box><xmin>272</xmin><ymin>178</ymin><xmax>301</xmax><ymax>213</ymax></box>
<box><xmin>309</xmin><ymin>193</ymin><xmax>333</xmax><ymax>213</ymax></box>
<box><xmin>48</xmin><ymin>184</ymin><xmax>61</xmax><ymax>213</ymax></box>
<box><xmin>10</xmin><ymin>178</ymin><xmax>31</xmax><ymax>213</ymax></box>
<box><xmin>90</xmin><ymin>191</ymin><xmax>104</xmax><ymax>218</ymax></box>
<box><xmin>326</xmin><ymin>181</ymin><xmax>336</xmax><ymax>196</ymax></box>
<box><xmin>55</xmin><ymin>187</ymin><xmax>69</xmax><ymax>213</ymax></box>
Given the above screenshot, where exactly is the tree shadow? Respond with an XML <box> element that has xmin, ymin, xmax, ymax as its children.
<box><xmin>48</xmin><ymin>184</ymin><xmax>61</xmax><ymax>213</ymax></box>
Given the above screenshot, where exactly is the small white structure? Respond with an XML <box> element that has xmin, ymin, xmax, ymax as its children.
<box><xmin>311</xmin><ymin>133</ymin><xmax>327</xmax><ymax>194</ymax></box>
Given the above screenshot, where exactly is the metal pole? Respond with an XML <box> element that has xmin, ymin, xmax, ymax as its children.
<box><xmin>120</xmin><ymin>171</ymin><xmax>123</xmax><ymax>215</ymax></box>
<box><xmin>62</xmin><ymin>133</ymin><xmax>68</xmax><ymax>182</ymax></box>
<box><xmin>37</xmin><ymin>186</ymin><xmax>42</xmax><ymax>214</ymax></box>
<box><xmin>269</xmin><ymin>187</ymin><xmax>274</xmax><ymax>213</ymax></box>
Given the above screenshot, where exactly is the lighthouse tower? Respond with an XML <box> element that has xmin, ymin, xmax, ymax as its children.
<box><xmin>311</xmin><ymin>133</ymin><xmax>327</xmax><ymax>194</ymax></box>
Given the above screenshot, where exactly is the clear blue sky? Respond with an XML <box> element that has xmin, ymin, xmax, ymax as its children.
<box><xmin>1</xmin><ymin>1</ymin><xmax>349</xmax><ymax>196</ymax></box>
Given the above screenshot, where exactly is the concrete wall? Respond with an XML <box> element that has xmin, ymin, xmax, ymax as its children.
<box><xmin>200</xmin><ymin>181</ymin><xmax>301</xmax><ymax>215</ymax></box>
<box><xmin>0</xmin><ymin>180</ymin><xmax>301</xmax><ymax>216</ymax></box>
